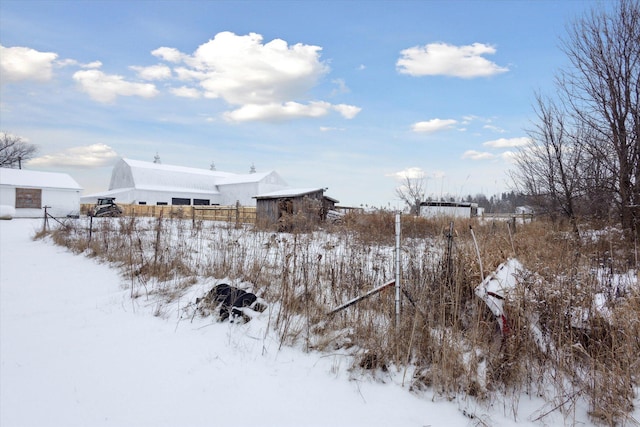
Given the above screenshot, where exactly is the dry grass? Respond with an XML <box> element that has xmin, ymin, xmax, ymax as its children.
<box><xmin>39</xmin><ymin>211</ymin><xmax>640</xmax><ymax>425</ymax></box>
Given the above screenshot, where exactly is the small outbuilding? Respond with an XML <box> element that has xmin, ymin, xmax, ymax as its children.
<box><xmin>419</xmin><ymin>201</ymin><xmax>480</xmax><ymax>219</ymax></box>
<box><xmin>254</xmin><ymin>188</ymin><xmax>338</xmax><ymax>230</ymax></box>
<box><xmin>0</xmin><ymin>168</ymin><xmax>82</xmax><ymax>218</ymax></box>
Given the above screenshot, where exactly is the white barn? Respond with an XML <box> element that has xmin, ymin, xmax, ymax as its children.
<box><xmin>0</xmin><ymin>168</ymin><xmax>82</xmax><ymax>218</ymax></box>
<box><xmin>419</xmin><ymin>201</ymin><xmax>480</xmax><ymax>219</ymax></box>
<box><xmin>81</xmin><ymin>158</ymin><xmax>289</xmax><ymax>207</ymax></box>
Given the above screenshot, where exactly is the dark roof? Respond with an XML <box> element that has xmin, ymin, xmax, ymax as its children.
<box><xmin>419</xmin><ymin>201</ymin><xmax>477</xmax><ymax>208</ymax></box>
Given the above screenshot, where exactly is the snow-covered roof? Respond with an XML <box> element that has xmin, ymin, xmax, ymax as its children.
<box><xmin>115</xmin><ymin>158</ymin><xmax>277</xmax><ymax>191</ymax></box>
<box><xmin>254</xmin><ymin>187</ymin><xmax>339</xmax><ymax>203</ymax></box>
<box><xmin>124</xmin><ymin>158</ymin><xmax>236</xmax><ymax>179</ymax></box>
<box><xmin>216</xmin><ymin>171</ymin><xmax>275</xmax><ymax>185</ymax></box>
<box><xmin>254</xmin><ymin>188</ymin><xmax>325</xmax><ymax>199</ymax></box>
<box><xmin>420</xmin><ymin>201</ymin><xmax>477</xmax><ymax>208</ymax></box>
<box><xmin>0</xmin><ymin>168</ymin><xmax>82</xmax><ymax>190</ymax></box>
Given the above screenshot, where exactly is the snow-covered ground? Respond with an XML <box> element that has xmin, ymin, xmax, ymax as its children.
<box><xmin>1</xmin><ymin>219</ymin><xmax>633</xmax><ymax>426</ymax></box>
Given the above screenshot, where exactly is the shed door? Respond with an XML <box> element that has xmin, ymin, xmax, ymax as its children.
<box><xmin>15</xmin><ymin>188</ymin><xmax>42</xmax><ymax>209</ymax></box>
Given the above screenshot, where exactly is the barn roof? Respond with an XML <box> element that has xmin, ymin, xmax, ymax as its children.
<box><xmin>0</xmin><ymin>168</ymin><xmax>82</xmax><ymax>190</ymax></box>
<box><xmin>118</xmin><ymin>158</ymin><xmax>278</xmax><ymax>190</ymax></box>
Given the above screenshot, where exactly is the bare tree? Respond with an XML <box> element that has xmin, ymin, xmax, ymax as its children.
<box><xmin>0</xmin><ymin>132</ymin><xmax>38</xmax><ymax>168</ymax></box>
<box><xmin>511</xmin><ymin>0</ymin><xmax>639</xmax><ymax>236</ymax></box>
<box><xmin>511</xmin><ymin>94</ymin><xmax>585</xmax><ymax>235</ymax></box>
<box><xmin>559</xmin><ymin>0</ymin><xmax>639</xmax><ymax>234</ymax></box>
<box><xmin>395</xmin><ymin>174</ymin><xmax>426</xmax><ymax>215</ymax></box>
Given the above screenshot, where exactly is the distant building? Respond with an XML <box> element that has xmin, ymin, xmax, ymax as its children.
<box><xmin>419</xmin><ymin>201</ymin><xmax>480</xmax><ymax>219</ymax></box>
<box><xmin>81</xmin><ymin>158</ymin><xmax>289</xmax><ymax>206</ymax></box>
<box><xmin>515</xmin><ymin>206</ymin><xmax>534</xmax><ymax>215</ymax></box>
<box><xmin>0</xmin><ymin>168</ymin><xmax>82</xmax><ymax>218</ymax></box>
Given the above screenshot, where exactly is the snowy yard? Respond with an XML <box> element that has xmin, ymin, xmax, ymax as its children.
<box><xmin>1</xmin><ymin>219</ymin><xmax>636</xmax><ymax>426</ymax></box>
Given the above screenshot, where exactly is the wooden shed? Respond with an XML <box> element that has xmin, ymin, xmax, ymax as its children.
<box><xmin>253</xmin><ymin>188</ymin><xmax>338</xmax><ymax>231</ymax></box>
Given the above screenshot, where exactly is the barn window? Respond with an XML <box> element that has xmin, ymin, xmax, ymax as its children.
<box><xmin>193</xmin><ymin>199</ymin><xmax>210</xmax><ymax>206</ymax></box>
<box><xmin>15</xmin><ymin>188</ymin><xmax>42</xmax><ymax>209</ymax></box>
<box><xmin>171</xmin><ymin>198</ymin><xmax>190</xmax><ymax>205</ymax></box>
<box><xmin>157</xmin><ymin>202</ymin><xmax>168</xmax><ymax>206</ymax></box>
<box><xmin>138</xmin><ymin>201</ymin><xmax>147</xmax><ymax>205</ymax></box>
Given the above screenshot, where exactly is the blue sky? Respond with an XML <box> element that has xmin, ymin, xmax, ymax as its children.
<box><xmin>0</xmin><ymin>0</ymin><xmax>608</xmax><ymax>208</ymax></box>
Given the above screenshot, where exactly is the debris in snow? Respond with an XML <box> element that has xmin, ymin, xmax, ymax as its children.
<box><xmin>195</xmin><ymin>283</ymin><xmax>267</xmax><ymax>323</ymax></box>
<box><xmin>474</xmin><ymin>258</ymin><xmax>522</xmax><ymax>334</ymax></box>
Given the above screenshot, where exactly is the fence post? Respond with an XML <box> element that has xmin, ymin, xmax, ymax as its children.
<box><xmin>446</xmin><ymin>221</ymin><xmax>454</xmax><ymax>285</ymax></box>
<box><xmin>42</xmin><ymin>206</ymin><xmax>50</xmax><ymax>232</ymax></box>
<box><xmin>88</xmin><ymin>214</ymin><xmax>93</xmax><ymax>246</ymax></box>
<box><xmin>395</xmin><ymin>212</ymin><xmax>401</xmax><ymax>331</ymax></box>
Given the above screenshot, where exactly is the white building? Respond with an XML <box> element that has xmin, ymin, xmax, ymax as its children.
<box><xmin>0</xmin><ymin>168</ymin><xmax>82</xmax><ymax>218</ymax></box>
<box><xmin>81</xmin><ymin>158</ymin><xmax>289</xmax><ymax>206</ymax></box>
<box><xmin>419</xmin><ymin>201</ymin><xmax>480</xmax><ymax>219</ymax></box>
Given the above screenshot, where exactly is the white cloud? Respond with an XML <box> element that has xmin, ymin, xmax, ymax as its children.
<box><xmin>84</xmin><ymin>61</ymin><xmax>103</xmax><ymax>69</ymax></box>
<box><xmin>387</xmin><ymin>167</ymin><xmax>425</xmax><ymax>180</ymax></box>
<box><xmin>72</xmin><ymin>69</ymin><xmax>159</xmax><ymax>103</ymax></box>
<box><xmin>170</xmin><ymin>86</ymin><xmax>201</xmax><ymax>98</ymax></box>
<box><xmin>151</xmin><ymin>47</ymin><xmax>185</xmax><ymax>63</ymax></box>
<box><xmin>330</xmin><ymin>78</ymin><xmax>350</xmax><ymax>96</ymax></box>
<box><xmin>173</xmin><ymin>67</ymin><xmax>208</xmax><ymax>82</ymax></box>
<box><xmin>27</xmin><ymin>143</ymin><xmax>118</xmax><ymax>168</ymax></box>
<box><xmin>320</xmin><ymin>126</ymin><xmax>345</xmax><ymax>132</ymax></box>
<box><xmin>131</xmin><ymin>64</ymin><xmax>172</xmax><ymax>80</ymax></box>
<box><xmin>411</xmin><ymin>118</ymin><xmax>457</xmax><ymax>133</ymax></box>
<box><xmin>333</xmin><ymin>104</ymin><xmax>361</xmax><ymax>119</ymax></box>
<box><xmin>397</xmin><ymin>42</ymin><xmax>509</xmax><ymax>78</ymax></box>
<box><xmin>57</xmin><ymin>59</ymin><xmax>103</xmax><ymax>69</ymax></box>
<box><xmin>223</xmin><ymin>101</ymin><xmax>333</xmax><ymax>123</ymax></box>
<box><xmin>189</xmin><ymin>32</ymin><xmax>328</xmax><ymax>104</ymax></box>
<box><xmin>0</xmin><ymin>45</ymin><xmax>58</xmax><ymax>83</ymax></box>
<box><xmin>462</xmin><ymin>150</ymin><xmax>495</xmax><ymax>160</ymax></box>
<box><xmin>483</xmin><ymin>137</ymin><xmax>530</xmax><ymax>148</ymax></box>
<box><xmin>387</xmin><ymin>167</ymin><xmax>447</xmax><ymax>182</ymax></box>
<box><xmin>500</xmin><ymin>151</ymin><xmax>519</xmax><ymax>163</ymax></box>
<box><xmin>153</xmin><ymin>31</ymin><xmax>359</xmax><ymax>122</ymax></box>
<box><xmin>483</xmin><ymin>124</ymin><xmax>506</xmax><ymax>133</ymax></box>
